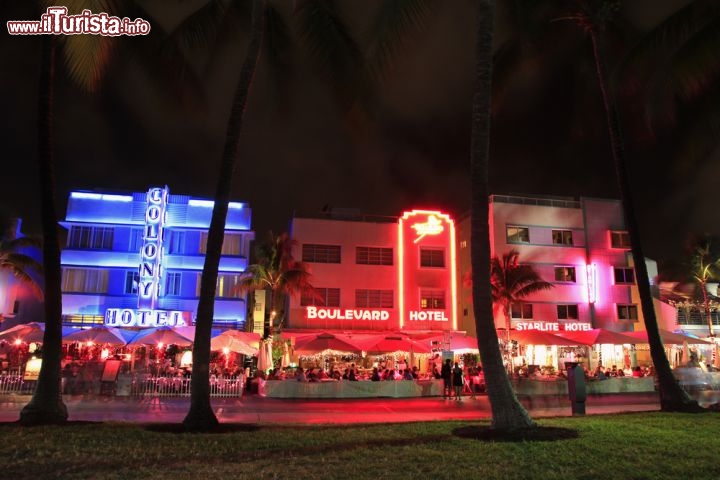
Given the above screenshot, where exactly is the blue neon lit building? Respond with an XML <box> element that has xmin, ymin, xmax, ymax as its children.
<box><xmin>59</xmin><ymin>186</ymin><xmax>254</xmax><ymax>329</ymax></box>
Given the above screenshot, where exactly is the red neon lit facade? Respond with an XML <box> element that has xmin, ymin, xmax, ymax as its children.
<box><xmin>398</xmin><ymin>210</ymin><xmax>457</xmax><ymax>331</ymax></box>
<box><xmin>287</xmin><ymin>209</ymin><xmax>458</xmax><ymax>333</ymax></box>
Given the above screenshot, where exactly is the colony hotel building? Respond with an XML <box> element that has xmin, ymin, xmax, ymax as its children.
<box><xmin>59</xmin><ymin>186</ymin><xmax>254</xmax><ymax>329</ymax></box>
<box><xmin>285</xmin><ymin>195</ymin><xmax>654</xmax><ymax>343</ymax></box>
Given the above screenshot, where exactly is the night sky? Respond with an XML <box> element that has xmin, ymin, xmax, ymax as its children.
<box><xmin>1</xmin><ymin>0</ymin><xmax>717</xmax><ymax>270</ymax></box>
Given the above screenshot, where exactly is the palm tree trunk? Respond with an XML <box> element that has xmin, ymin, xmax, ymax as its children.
<box><xmin>20</xmin><ymin>35</ymin><xmax>68</xmax><ymax>425</ymax></box>
<box><xmin>470</xmin><ymin>0</ymin><xmax>535</xmax><ymax>431</ymax></box>
<box><xmin>587</xmin><ymin>29</ymin><xmax>702</xmax><ymax>412</ymax></box>
<box><xmin>700</xmin><ymin>284</ymin><xmax>714</xmax><ymax>337</ymax></box>
<box><xmin>183</xmin><ymin>0</ymin><xmax>265</xmax><ymax>432</ymax></box>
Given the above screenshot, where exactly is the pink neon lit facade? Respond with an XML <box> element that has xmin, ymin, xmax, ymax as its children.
<box><xmin>287</xmin><ymin>210</ymin><xmax>458</xmax><ymax>334</ymax></box>
<box><xmin>456</xmin><ymin>195</ymin><xmax>650</xmax><ymax>337</ymax></box>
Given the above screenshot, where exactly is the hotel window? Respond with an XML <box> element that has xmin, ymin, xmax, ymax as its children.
<box><xmin>420</xmin><ymin>290</ymin><xmax>445</xmax><ymax>309</ymax></box>
<box><xmin>61</xmin><ymin>268</ymin><xmax>108</xmax><ymax>293</ymax></box>
<box><xmin>216</xmin><ymin>274</ymin><xmax>242</xmax><ymax>298</ymax></box>
<box><xmin>199</xmin><ymin>232</ymin><xmax>244</xmax><ymax>256</ymax></box>
<box><xmin>302</xmin><ymin>244</ymin><xmax>341</xmax><ymax>263</ymax></box>
<box><xmin>557</xmin><ymin>304</ymin><xmax>579</xmax><ymax>320</ymax></box>
<box><xmin>510</xmin><ymin>303</ymin><xmax>533</xmax><ymax>319</ymax></box>
<box><xmin>356</xmin><ymin>247</ymin><xmax>393</xmax><ymax>265</ymax></box>
<box><xmin>129</xmin><ymin>228</ymin><xmax>143</xmax><ymax>252</ymax></box>
<box><xmin>506</xmin><ymin>226</ymin><xmax>530</xmax><ymax>243</ymax></box>
<box><xmin>194</xmin><ymin>273</ymin><xmax>241</xmax><ymax>297</ymax></box>
<box><xmin>167</xmin><ymin>231</ymin><xmax>186</xmax><ymax>254</ymax></box>
<box><xmin>614</xmin><ymin>267</ymin><xmax>635</xmax><ymax>284</ymax></box>
<box><xmin>554</xmin><ymin>266</ymin><xmax>576</xmax><ymax>282</ymax></box>
<box><xmin>301</xmin><ymin>288</ymin><xmax>340</xmax><ymax>307</ymax></box>
<box><xmin>165</xmin><ymin>272</ymin><xmax>182</xmax><ymax>296</ymax></box>
<box><xmin>617</xmin><ymin>304</ymin><xmax>639</xmax><ymax>321</ymax></box>
<box><xmin>420</xmin><ymin>248</ymin><xmax>445</xmax><ymax>268</ymax></box>
<box><xmin>355</xmin><ymin>289</ymin><xmax>394</xmax><ymax>308</ymax></box>
<box><xmin>552</xmin><ymin>229</ymin><xmax>573</xmax><ymax>246</ymax></box>
<box><xmin>124</xmin><ymin>271</ymin><xmax>138</xmax><ymax>294</ymax></box>
<box><xmin>68</xmin><ymin>226</ymin><xmax>114</xmax><ymax>249</ymax></box>
<box><xmin>610</xmin><ymin>231</ymin><xmax>631</xmax><ymax>249</ymax></box>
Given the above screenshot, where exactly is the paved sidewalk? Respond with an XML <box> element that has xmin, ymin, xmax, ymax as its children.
<box><xmin>0</xmin><ymin>393</ymin><xmax>661</xmax><ymax>424</ymax></box>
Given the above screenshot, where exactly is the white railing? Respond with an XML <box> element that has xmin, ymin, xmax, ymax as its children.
<box><xmin>130</xmin><ymin>374</ymin><xmax>244</xmax><ymax>398</ymax></box>
<box><xmin>0</xmin><ymin>371</ymin><xmax>35</xmax><ymax>395</ymax></box>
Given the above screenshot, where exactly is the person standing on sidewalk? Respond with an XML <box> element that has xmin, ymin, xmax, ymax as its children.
<box><xmin>452</xmin><ymin>362</ymin><xmax>464</xmax><ymax>401</ymax></box>
<box><xmin>441</xmin><ymin>359</ymin><xmax>452</xmax><ymax>399</ymax></box>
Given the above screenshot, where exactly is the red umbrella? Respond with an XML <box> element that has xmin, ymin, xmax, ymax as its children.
<box><xmin>353</xmin><ymin>334</ymin><xmax>431</xmax><ymax>354</ymax></box>
<box><xmin>423</xmin><ymin>334</ymin><xmax>479</xmax><ymax>352</ymax></box>
<box><xmin>293</xmin><ymin>333</ymin><xmax>364</xmax><ymax>354</ymax></box>
<box><xmin>507</xmin><ymin>329</ymin><xmax>577</xmax><ymax>345</ymax></box>
<box><xmin>555</xmin><ymin>328</ymin><xmax>638</xmax><ymax>346</ymax></box>
<box><xmin>623</xmin><ymin>329</ymin><xmax>713</xmax><ymax>345</ymax></box>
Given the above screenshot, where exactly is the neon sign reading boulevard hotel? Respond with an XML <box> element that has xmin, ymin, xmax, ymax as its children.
<box><xmin>105</xmin><ymin>186</ymin><xmax>187</xmax><ymax>328</ymax></box>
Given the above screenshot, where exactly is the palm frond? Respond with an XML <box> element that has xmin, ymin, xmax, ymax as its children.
<box><xmin>118</xmin><ymin>2</ymin><xmax>207</xmax><ymax>109</ymax></box>
<box><xmin>264</xmin><ymin>4</ymin><xmax>293</xmax><ymax>111</ymax></box>
<box><xmin>295</xmin><ymin>0</ymin><xmax>364</xmax><ymax>105</ymax></box>
<box><xmin>169</xmin><ymin>0</ymin><xmax>229</xmax><ymax>50</ymax></box>
<box><xmin>490</xmin><ymin>249</ymin><xmax>553</xmax><ymax>305</ymax></box>
<box><xmin>365</xmin><ymin>0</ymin><xmax>434</xmax><ymax>82</ymax></box>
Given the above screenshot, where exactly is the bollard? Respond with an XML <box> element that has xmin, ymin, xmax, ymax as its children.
<box><xmin>566</xmin><ymin>362</ymin><xmax>586</xmax><ymax>415</ymax></box>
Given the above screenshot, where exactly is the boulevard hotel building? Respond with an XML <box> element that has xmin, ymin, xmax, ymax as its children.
<box><xmin>59</xmin><ymin>186</ymin><xmax>254</xmax><ymax>329</ymax></box>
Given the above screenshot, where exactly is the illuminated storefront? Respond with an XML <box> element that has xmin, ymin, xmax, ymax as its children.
<box><xmin>59</xmin><ymin>186</ymin><xmax>254</xmax><ymax>329</ymax></box>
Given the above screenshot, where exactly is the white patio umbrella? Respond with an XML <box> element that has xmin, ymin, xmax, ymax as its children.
<box><xmin>257</xmin><ymin>338</ymin><xmax>273</xmax><ymax>373</ymax></box>
<box><xmin>0</xmin><ymin>322</ymin><xmax>45</xmax><ymax>343</ymax></box>
<box><xmin>127</xmin><ymin>326</ymin><xmax>194</xmax><ymax>346</ymax></box>
<box><xmin>210</xmin><ymin>330</ymin><xmax>259</xmax><ymax>356</ymax></box>
<box><xmin>62</xmin><ymin>326</ymin><xmax>134</xmax><ymax>346</ymax></box>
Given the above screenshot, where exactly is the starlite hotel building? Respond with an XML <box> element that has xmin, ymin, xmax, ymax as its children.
<box><xmin>60</xmin><ymin>186</ymin><xmax>254</xmax><ymax>329</ymax></box>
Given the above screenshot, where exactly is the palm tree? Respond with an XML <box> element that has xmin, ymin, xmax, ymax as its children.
<box><xmin>688</xmin><ymin>237</ymin><xmax>720</xmax><ymax>337</ymax></box>
<box><xmin>470</xmin><ymin>0</ymin><xmax>538</xmax><ymax>431</ymax></box>
<box><xmin>182</xmin><ymin>0</ymin><xmax>265</xmax><ymax>432</ymax></box>
<box><xmin>566</xmin><ymin>0</ymin><xmax>703</xmax><ymax>412</ymax></box>
<box><xmin>237</xmin><ymin>232</ymin><xmax>317</xmax><ymax>337</ymax></box>
<box><xmin>0</xmin><ymin>219</ymin><xmax>44</xmax><ymax>304</ymax></box>
<box><xmin>19</xmin><ymin>33</ymin><xmax>68</xmax><ymax>426</ymax></box>
<box><xmin>617</xmin><ymin>0</ymin><xmax>720</xmax><ymax>178</ymax></box>
<box><xmin>17</xmin><ymin>1</ymin><xmax>199</xmax><ymax>425</ymax></box>
<box><xmin>491</xmin><ymin>250</ymin><xmax>554</xmax><ymax>358</ymax></box>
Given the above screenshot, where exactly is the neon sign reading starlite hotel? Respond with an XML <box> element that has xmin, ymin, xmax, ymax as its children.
<box><xmin>105</xmin><ymin>186</ymin><xmax>187</xmax><ymax>327</ymax></box>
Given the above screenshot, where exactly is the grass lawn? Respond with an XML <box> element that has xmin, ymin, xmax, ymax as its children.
<box><xmin>1</xmin><ymin>412</ymin><xmax>718</xmax><ymax>479</ymax></box>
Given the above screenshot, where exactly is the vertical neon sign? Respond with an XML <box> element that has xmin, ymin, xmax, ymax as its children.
<box><xmin>138</xmin><ymin>186</ymin><xmax>168</xmax><ymax>310</ymax></box>
<box><xmin>398</xmin><ymin>210</ymin><xmax>458</xmax><ymax>330</ymax></box>
<box><xmin>586</xmin><ymin>263</ymin><xmax>598</xmax><ymax>304</ymax></box>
